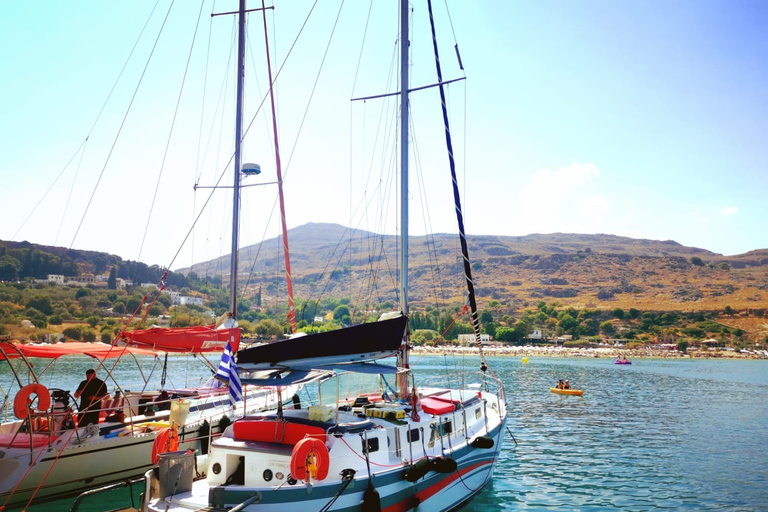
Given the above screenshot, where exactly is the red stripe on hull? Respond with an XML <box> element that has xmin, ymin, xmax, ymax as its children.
<box><xmin>383</xmin><ymin>459</ymin><xmax>493</xmax><ymax>512</ymax></box>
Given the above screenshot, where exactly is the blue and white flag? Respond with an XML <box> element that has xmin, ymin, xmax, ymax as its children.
<box><xmin>216</xmin><ymin>341</ymin><xmax>243</xmax><ymax>406</ymax></box>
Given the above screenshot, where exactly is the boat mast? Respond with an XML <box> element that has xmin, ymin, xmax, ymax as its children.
<box><xmin>399</xmin><ymin>0</ymin><xmax>409</xmax><ymax>318</ymax></box>
<box><xmin>229</xmin><ymin>0</ymin><xmax>247</xmax><ymax>319</ymax></box>
<box><xmin>397</xmin><ymin>0</ymin><xmax>410</xmax><ymax>398</ymax></box>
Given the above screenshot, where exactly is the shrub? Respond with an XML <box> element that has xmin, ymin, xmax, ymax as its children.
<box><xmin>563</xmin><ymin>340</ymin><xmax>592</xmax><ymax>348</ymax></box>
<box><xmin>626</xmin><ymin>341</ymin><xmax>645</xmax><ymax>350</ymax></box>
<box><xmin>63</xmin><ymin>327</ymin><xmax>82</xmax><ymax>340</ymax></box>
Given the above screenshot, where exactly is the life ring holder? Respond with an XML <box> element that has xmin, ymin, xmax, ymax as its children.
<box><xmin>14</xmin><ymin>383</ymin><xmax>52</xmax><ymax>420</ymax></box>
<box><xmin>290</xmin><ymin>437</ymin><xmax>330</xmax><ymax>481</ymax></box>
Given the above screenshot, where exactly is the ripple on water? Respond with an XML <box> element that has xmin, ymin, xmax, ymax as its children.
<box><xmin>448</xmin><ymin>357</ymin><xmax>768</xmax><ymax>512</ymax></box>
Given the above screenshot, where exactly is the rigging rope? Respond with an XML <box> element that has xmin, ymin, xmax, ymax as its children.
<box><xmin>70</xmin><ymin>0</ymin><xmax>178</xmax><ymax>260</ymax></box>
<box><xmin>136</xmin><ymin>0</ymin><xmax>207</xmax><ymax>267</ymax></box>
<box><xmin>425</xmin><ymin>0</ymin><xmax>486</xmax><ymax>365</ymax></box>
<box><xmin>11</xmin><ymin>1</ymin><xmax>163</xmax><ymax>244</ymax></box>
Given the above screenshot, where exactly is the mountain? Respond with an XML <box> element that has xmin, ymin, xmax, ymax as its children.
<box><xmin>180</xmin><ymin>223</ymin><xmax>768</xmax><ymax>312</ymax></box>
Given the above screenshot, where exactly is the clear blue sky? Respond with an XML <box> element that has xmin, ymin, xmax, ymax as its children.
<box><xmin>2</xmin><ymin>0</ymin><xmax>766</xmax><ymax>270</ymax></box>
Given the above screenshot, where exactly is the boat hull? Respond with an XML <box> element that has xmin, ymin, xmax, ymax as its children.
<box><xmin>550</xmin><ymin>387</ymin><xmax>584</xmax><ymax>396</ymax></box>
<box><xmin>147</xmin><ymin>387</ymin><xmax>507</xmax><ymax>512</ymax></box>
<box><xmin>0</xmin><ymin>387</ymin><xmax>293</xmax><ymax>507</ymax></box>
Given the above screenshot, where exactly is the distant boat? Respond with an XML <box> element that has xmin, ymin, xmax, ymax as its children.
<box><xmin>550</xmin><ymin>387</ymin><xmax>584</xmax><ymax>396</ymax></box>
<box><xmin>616</xmin><ymin>359</ymin><xmax>632</xmax><ymax>365</ymax></box>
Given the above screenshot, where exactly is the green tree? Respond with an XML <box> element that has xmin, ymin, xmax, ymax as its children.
<box><xmin>26</xmin><ymin>295</ymin><xmax>53</xmax><ymax>315</ymax></box>
<box><xmin>0</xmin><ymin>255</ymin><xmax>22</xmax><ymax>280</ymax></box>
<box><xmin>558</xmin><ymin>314</ymin><xmax>579</xmax><ymax>332</ymax></box>
<box><xmin>63</xmin><ymin>327</ymin><xmax>82</xmax><ymax>340</ymax></box>
<box><xmin>629</xmin><ymin>308</ymin><xmax>640</xmax><ymax>319</ymax></box>
<box><xmin>107</xmin><ymin>268</ymin><xmax>117</xmax><ymax>290</ymax></box>
<box><xmin>75</xmin><ymin>288</ymin><xmax>91</xmax><ymax>299</ymax></box>
<box><xmin>612</xmin><ymin>308</ymin><xmax>625</xmax><ymax>319</ymax></box>
<box><xmin>333</xmin><ymin>305</ymin><xmax>350</xmax><ymax>321</ymax></box>
<box><xmin>690</xmin><ymin>256</ymin><xmax>705</xmax><ymax>266</ymax></box>
<box><xmin>676</xmin><ymin>340</ymin><xmax>689</xmax><ymax>353</ymax></box>
<box><xmin>723</xmin><ymin>306</ymin><xmax>735</xmax><ymax>316</ymax></box>
<box><xmin>599</xmin><ymin>321</ymin><xmax>616</xmax><ymax>336</ymax></box>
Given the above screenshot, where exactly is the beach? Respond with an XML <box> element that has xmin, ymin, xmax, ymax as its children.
<box><xmin>410</xmin><ymin>343</ymin><xmax>768</xmax><ymax>359</ymax></box>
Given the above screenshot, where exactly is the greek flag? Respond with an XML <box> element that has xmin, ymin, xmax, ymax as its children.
<box><xmin>216</xmin><ymin>341</ymin><xmax>243</xmax><ymax>406</ymax></box>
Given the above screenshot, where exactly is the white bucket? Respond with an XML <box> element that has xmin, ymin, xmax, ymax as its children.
<box><xmin>170</xmin><ymin>399</ymin><xmax>191</xmax><ymax>425</ymax></box>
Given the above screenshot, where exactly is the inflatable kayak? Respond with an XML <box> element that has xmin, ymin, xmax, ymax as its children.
<box><xmin>615</xmin><ymin>360</ymin><xmax>632</xmax><ymax>365</ymax></box>
<box><xmin>550</xmin><ymin>387</ymin><xmax>584</xmax><ymax>396</ymax></box>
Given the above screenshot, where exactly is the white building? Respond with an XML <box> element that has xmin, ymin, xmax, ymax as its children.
<box><xmin>180</xmin><ymin>296</ymin><xmax>204</xmax><ymax>306</ymax></box>
<box><xmin>458</xmin><ymin>334</ymin><xmax>491</xmax><ymax>345</ymax></box>
<box><xmin>47</xmin><ymin>274</ymin><xmax>65</xmax><ymax>285</ymax></box>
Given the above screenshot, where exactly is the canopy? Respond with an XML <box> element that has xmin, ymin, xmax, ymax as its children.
<box><xmin>0</xmin><ymin>342</ymin><xmax>157</xmax><ymax>360</ymax></box>
<box><xmin>240</xmin><ymin>362</ymin><xmax>398</xmax><ymax>387</ymax></box>
<box><xmin>118</xmin><ymin>325</ymin><xmax>240</xmax><ymax>354</ymax></box>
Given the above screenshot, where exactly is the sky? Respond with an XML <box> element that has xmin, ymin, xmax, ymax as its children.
<box><xmin>2</xmin><ymin>0</ymin><xmax>767</xmax><ymax>272</ymax></box>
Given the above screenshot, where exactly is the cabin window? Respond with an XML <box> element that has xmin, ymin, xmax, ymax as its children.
<box><xmin>364</xmin><ymin>437</ymin><xmax>380</xmax><ymax>454</ymax></box>
<box><xmin>407</xmin><ymin>428</ymin><xmax>420</xmax><ymax>443</ymax></box>
<box><xmin>475</xmin><ymin>408</ymin><xmax>482</xmax><ymax>419</ymax></box>
<box><xmin>436</xmin><ymin>420</ymin><xmax>453</xmax><ymax>437</ymax></box>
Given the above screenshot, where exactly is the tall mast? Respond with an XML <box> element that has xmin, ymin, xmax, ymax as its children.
<box><xmin>397</xmin><ymin>0</ymin><xmax>410</xmax><ymax>399</ymax></box>
<box><xmin>229</xmin><ymin>0</ymin><xmax>247</xmax><ymax>318</ymax></box>
<box><xmin>399</xmin><ymin>0</ymin><xmax>409</xmax><ymax>317</ymax></box>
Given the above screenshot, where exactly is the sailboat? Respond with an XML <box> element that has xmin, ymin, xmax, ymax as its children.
<box><xmin>143</xmin><ymin>1</ymin><xmax>507</xmax><ymax>511</ymax></box>
<box><xmin>0</xmin><ymin>1</ymin><xmax>299</xmax><ymax>508</ymax></box>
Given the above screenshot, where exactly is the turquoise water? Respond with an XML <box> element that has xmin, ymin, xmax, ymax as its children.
<box><xmin>457</xmin><ymin>356</ymin><xmax>768</xmax><ymax>512</ymax></box>
<box><xmin>3</xmin><ymin>355</ymin><xmax>768</xmax><ymax>511</ymax></box>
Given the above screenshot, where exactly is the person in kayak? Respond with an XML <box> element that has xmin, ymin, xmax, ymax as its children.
<box><xmin>564</xmin><ymin>380</ymin><xmax>571</xmax><ymax>389</ymax></box>
<box><xmin>556</xmin><ymin>380</ymin><xmax>565</xmax><ymax>389</ymax></box>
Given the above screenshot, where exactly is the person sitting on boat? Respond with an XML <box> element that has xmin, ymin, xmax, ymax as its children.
<box><xmin>564</xmin><ymin>380</ymin><xmax>571</xmax><ymax>389</ymax></box>
<box><xmin>556</xmin><ymin>379</ymin><xmax>565</xmax><ymax>389</ymax></box>
<box><xmin>155</xmin><ymin>390</ymin><xmax>171</xmax><ymax>411</ymax></box>
<box><xmin>74</xmin><ymin>369</ymin><xmax>109</xmax><ymax>426</ymax></box>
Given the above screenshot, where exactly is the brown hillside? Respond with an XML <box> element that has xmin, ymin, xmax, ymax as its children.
<box><xmin>180</xmin><ymin>223</ymin><xmax>768</xmax><ymax>314</ymax></box>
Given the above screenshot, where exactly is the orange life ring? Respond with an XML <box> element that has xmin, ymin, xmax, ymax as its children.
<box><xmin>290</xmin><ymin>437</ymin><xmax>330</xmax><ymax>481</ymax></box>
<box><xmin>151</xmin><ymin>425</ymin><xmax>180</xmax><ymax>464</ymax></box>
<box><xmin>14</xmin><ymin>384</ymin><xmax>51</xmax><ymax>420</ymax></box>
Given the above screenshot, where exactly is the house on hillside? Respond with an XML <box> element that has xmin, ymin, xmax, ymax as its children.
<box><xmin>47</xmin><ymin>274</ymin><xmax>66</xmax><ymax>285</ymax></box>
<box><xmin>458</xmin><ymin>334</ymin><xmax>491</xmax><ymax>345</ymax></box>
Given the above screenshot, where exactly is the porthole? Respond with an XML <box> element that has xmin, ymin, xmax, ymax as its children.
<box><xmin>263</xmin><ymin>469</ymin><xmax>273</xmax><ymax>482</ymax></box>
<box><xmin>212</xmin><ymin>462</ymin><xmax>222</xmax><ymax>475</ymax></box>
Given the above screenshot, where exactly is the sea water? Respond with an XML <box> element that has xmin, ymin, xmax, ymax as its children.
<box><xmin>3</xmin><ymin>355</ymin><xmax>767</xmax><ymax>511</ymax></box>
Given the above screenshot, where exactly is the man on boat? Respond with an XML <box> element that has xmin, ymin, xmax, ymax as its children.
<box><xmin>74</xmin><ymin>369</ymin><xmax>109</xmax><ymax>426</ymax></box>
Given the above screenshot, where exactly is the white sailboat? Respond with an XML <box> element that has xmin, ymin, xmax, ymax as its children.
<box><xmin>0</xmin><ymin>0</ymin><xmax>300</xmax><ymax>506</ymax></box>
<box><xmin>142</xmin><ymin>1</ymin><xmax>507</xmax><ymax>511</ymax></box>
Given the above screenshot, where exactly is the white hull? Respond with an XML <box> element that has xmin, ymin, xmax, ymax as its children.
<box><xmin>146</xmin><ymin>387</ymin><xmax>507</xmax><ymax>512</ymax></box>
<box><xmin>0</xmin><ymin>386</ymin><xmax>295</xmax><ymax>507</ymax></box>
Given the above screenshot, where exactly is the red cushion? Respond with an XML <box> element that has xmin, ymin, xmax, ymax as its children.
<box><xmin>420</xmin><ymin>397</ymin><xmax>457</xmax><ymax>415</ymax></box>
<box><xmin>0</xmin><ymin>433</ymin><xmax>58</xmax><ymax>448</ymax></box>
<box><xmin>232</xmin><ymin>420</ymin><xmax>325</xmax><ymax>445</ymax></box>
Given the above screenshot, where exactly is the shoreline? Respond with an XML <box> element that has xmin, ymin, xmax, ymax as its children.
<box><xmin>410</xmin><ymin>344</ymin><xmax>768</xmax><ymax>360</ymax></box>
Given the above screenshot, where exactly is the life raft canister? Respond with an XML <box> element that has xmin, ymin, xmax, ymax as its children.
<box><xmin>290</xmin><ymin>437</ymin><xmax>330</xmax><ymax>481</ymax></box>
<box><xmin>14</xmin><ymin>383</ymin><xmax>51</xmax><ymax>419</ymax></box>
<box><xmin>151</xmin><ymin>425</ymin><xmax>180</xmax><ymax>464</ymax></box>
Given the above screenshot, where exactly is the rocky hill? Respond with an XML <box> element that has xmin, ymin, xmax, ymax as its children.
<box><xmin>180</xmin><ymin>223</ymin><xmax>768</xmax><ymax>313</ymax></box>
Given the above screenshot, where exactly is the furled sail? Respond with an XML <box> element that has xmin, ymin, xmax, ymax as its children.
<box><xmin>236</xmin><ymin>315</ymin><xmax>407</xmax><ymax>371</ymax></box>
